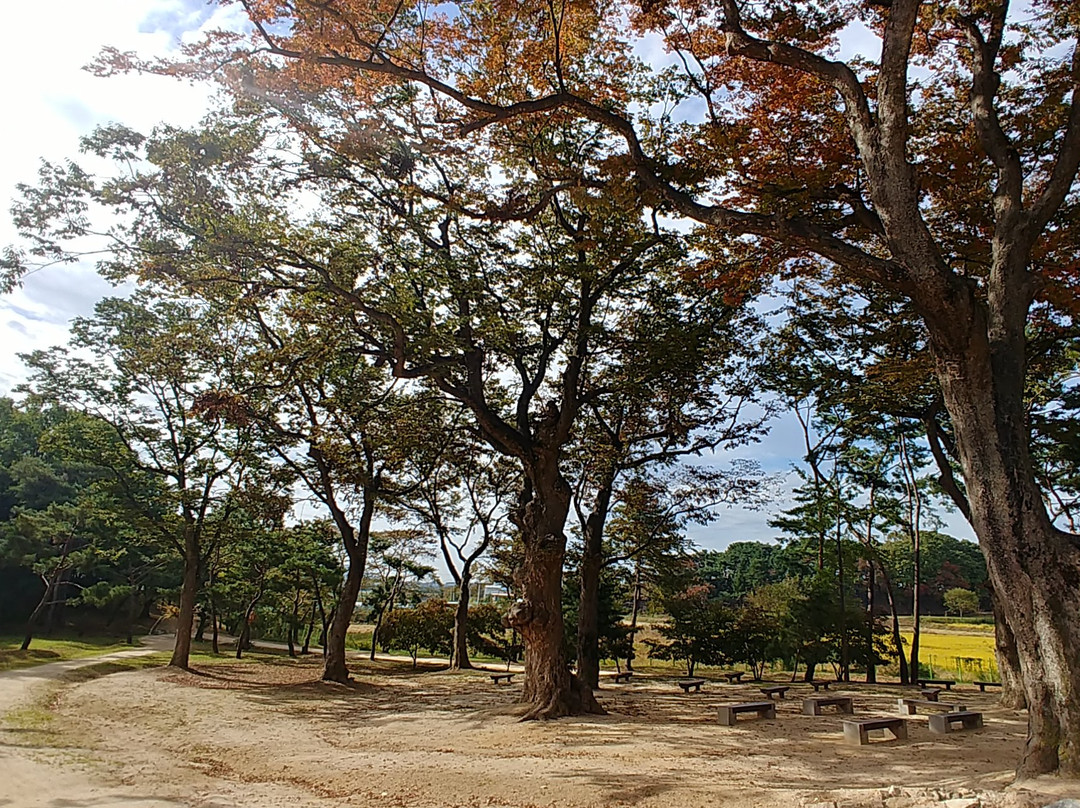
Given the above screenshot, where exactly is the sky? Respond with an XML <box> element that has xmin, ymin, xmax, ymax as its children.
<box><xmin>0</xmin><ymin>1</ymin><xmax>977</xmax><ymax>555</ymax></box>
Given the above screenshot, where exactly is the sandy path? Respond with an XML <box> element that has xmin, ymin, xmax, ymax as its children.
<box><xmin>0</xmin><ymin>636</ymin><xmax>183</xmax><ymax>807</ymax></box>
<box><xmin>0</xmin><ymin>635</ymin><xmax>327</xmax><ymax>808</ymax></box>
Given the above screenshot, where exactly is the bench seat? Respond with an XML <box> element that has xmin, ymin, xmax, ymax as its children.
<box><xmin>843</xmin><ymin>717</ymin><xmax>908</xmax><ymax>745</ymax></box>
<box><xmin>760</xmin><ymin>685</ymin><xmax>790</xmax><ymax>700</ymax></box>
<box><xmin>974</xmin><ymin>681</ymin><xmax>1002</xmax><ymax>691</ymax></box>
<box><xmin>897</xmin><ymin>698</ymin><xmax>961</xmax><ymax>715</ymax></box>
<box><xmin>803</xmin><ymin>696</ymin><xmax>854</xmax><ymax>716</ymax></box>
<box><xmin>917</xmin><ymin>678</ymin><xmax>956</xmax><ymax>690</ymax></box>
<box><xmin>677</xmin><ymin>678</ymin><xmax>706</xmax><ymax>693</ymax></box>
<box><xmin>722</xmin><ymin>671</ymin><xmax>746</xmax><ymax>683</ymax></box>
<box><xmin>929</xmin><ymin>710</ymin><xmax>984</xmax><ymax>733</ymax></box>
<box><xmin>612</xmin><ymin>671</ymin><xmax>633</xmax><ymax>683</ymax></box>
<box><xmin>490</xmin><ymin>673</ymin><xmax>515</xmax><ymax>684</ymax></box>
<box><xmin>718</xmin><ymin>701</ymin><xmax>776</xmax><ymax>726</ymax></box>
<box><xmin>807</xmin><ymin>680</ymin><xmax>831</xmax><ymax>691</ymax></box>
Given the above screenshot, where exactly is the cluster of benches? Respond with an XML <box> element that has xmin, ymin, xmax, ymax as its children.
<box><xmin>710</xmin><ymin>687</ymin><xmax>987</xmax><ymax>746</ymax></box>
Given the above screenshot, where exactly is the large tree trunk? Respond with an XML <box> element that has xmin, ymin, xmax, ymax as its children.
<box><xmin>451</xmin><ymin>569</ymin><xmax>473</xmax><ymax>670</ymax></box>
<box><xmin>169</xmin><ymin>527</ymin><xmax>199</xmax><ymax>669</ymax></box>
<box><xmin>506</xmin><ymin>458</ymin><xmax>604</xmax><ymax>719</ymax></box>
<box><xmin>322</xmin><ymin>497</ymin><xmax>374</xmax><ymax>683</ymax></box>
<box><xmin>929</xmin><ymin>299</ymin><xmax>1080</xmax><ymax>777</ymax></box>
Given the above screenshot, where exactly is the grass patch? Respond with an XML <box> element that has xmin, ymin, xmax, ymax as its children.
<box><xmin>0</xmin><ymin>636</ymin><xmax>135</xmax><ymax>672</ymax></box>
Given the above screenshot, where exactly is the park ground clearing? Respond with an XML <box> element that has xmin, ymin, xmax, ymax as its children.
<box><xmin>2</xmin><ymin>641</ymin><xmax>1077</xmax><ymax>808</ymax></box>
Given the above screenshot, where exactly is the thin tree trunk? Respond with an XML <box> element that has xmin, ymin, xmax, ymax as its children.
<box><xmin>451</xmin><ymin>569</ymin><xmax>473</xmax><ymax>669</ymax></box>
<box><xmin>210</xmin><ymin>600</ymin><xmax>220</xmax><ymax>655</ymax></box>
<box><xmin>302</xmin><ymin>602</ymin><xmax>315</xmax><ymax>655</ymax></box>
<box><xmin>169</xmin><ymin>526</ymin><xmax>199</xmax><ymax>670</ymax></box>
<box><xmin>865</xmin><ymin>558</ymin><xmax>876</xmax><ymax>683</ymax></box>
<box><xmin>878</xmin><ymin>563</ymin><xmax>908</xmax><ymax>684</ymax></box>
<box><xmin>626</xmin><ymin>562</ymin><xmax>642</xmax><ymax>673</ymax></box>
<box><xmin>288</xmin><ymin>578</ymin><xmax>301</xmax><ymax>658</ymax></box>
<box><xmin>577</xmin><ymin>473</ymin><xmax>614</xmax><ymax>690</ymax></box>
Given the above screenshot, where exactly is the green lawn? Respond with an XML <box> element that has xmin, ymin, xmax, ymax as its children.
<box><xmin>0</xmin><ymin>636</ymin><xmax>135</xmax><ymax>672</ymax></box>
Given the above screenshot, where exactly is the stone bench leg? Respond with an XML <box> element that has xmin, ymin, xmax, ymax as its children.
<box><xmin>718</xmin><ymin>707</ymin><xmax>736</xmax><ymax>726</ymax></box>
<box><xmin>891</xmin><ymin>722</ymin><xmax>908</xmax><ymax>741</ymax></box>
<box><xmin>802</xmin><ymin>701</ymin><xmax>821</xmax><ymax>716</ymax></box>
<box><xmin>763</xmin><ymin>705</ymin><xmax>777</xmax><ymax>720</ymax></box>
<box><xmin>844</xmin><ymin>723</ymin><xmax>869</xmax><ymax>745</ymax></box>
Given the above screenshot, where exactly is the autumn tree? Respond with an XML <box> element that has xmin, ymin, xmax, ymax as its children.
<box><xmin>118</xmin><ymin>0</ymin><xmax>1080</xmax><ymax>773</ymax></box>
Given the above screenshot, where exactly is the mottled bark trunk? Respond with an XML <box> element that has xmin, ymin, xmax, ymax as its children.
<box><xmin>929</xmin><ymin>298</ymin><xmax>1080</xmax><ymax>776</ymax></box>
<box><xmin>506</xmin><ymin>457</ymin><xmax>603</xmax><ymax>719</ymax></box>
<box><xmin>169</xmin><ymin>527</ymin><xmax>199</xmax><ymax>669</ymax></box>
<box><xmin>287</xmin><ymin>581</ymin><xmax>301</xmax><ymax>658</ymax></box>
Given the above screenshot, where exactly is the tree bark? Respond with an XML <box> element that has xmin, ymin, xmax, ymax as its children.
<box><xmin>169</xmin><ymin>526</ymin><xmax>199</xmax><ymax>669</ymax></box>
<box><xmin>928</xmin><ymin>302</ymin><xmax>1080</xmax><ymax>777</ymax></box>
<box><xmin>451</xmin><ymin>570</ymin><xmax>473</xmax><ymax>669</ymax></box>
<box><xmin>323</xmin><ymin>549</ymin><xmax>364</xmax><ymax>681</ymax></box>
<box><xmin>506</xmin><ymin>457</ymin><xmax>604</xmax><ymax>719</ymax></box>
<box><xmin>322</xmin><ymin>495</ymin><xmax>375</xmax><ymax>683</ymax></box>
<box><xmin>625</xmin><ymin>562</ymin><xmax>642</xmax><ymax>673</ymax></box>
<box><xmin>878</xmin><ymin>562</ymin><xmax>909</xmax><ymax>684</ymax></box>
<box><xmin>865</xmin><ymin>559</ymin><xmax>876</xmax><ymax>683</ymax></box>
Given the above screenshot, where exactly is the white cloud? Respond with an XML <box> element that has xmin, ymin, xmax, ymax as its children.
<box><xmin>0</xmin><ymin>0</ymin><xmax>245</xmax><ymax>395</ymax></box>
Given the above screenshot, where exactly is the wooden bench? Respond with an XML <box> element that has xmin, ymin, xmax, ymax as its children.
<box><xmin>722</xmin><ymin>671</ymin><xmax>746</xmax><ymax>684</ymax></box>
<box><xmin>677</xmin><ymin>678</ymin><xmax>706</xmax><ymax>693</ymax></box>
<box><xmin>802</xmin><ymin>696</ymin><xmax>854</xmax><ymax>716</ymax></box>
<box><xmin>843</xmin><ymin>717</ymin><xmax>908</xmax><ymax>745</ymax></box>
<box><xmin>760</xmin><ymin>685</ymin><xmax>790</xmax><ymax>700</ymax></box>
<box><xmin>897</xmin><ymin>698</ymin><xmax>961</xmax><ymax>715</ymax></box>
<box><xmin>490</xmin><ymin>673</ymin><xmax>515</xmax><ymax>685</ymax></box>
<box><xmin>917</xmin><ymin>678</ymin><xmax>956</xmax><ymax>690</ymax></box>
<box><xmin>974</xmin><ymin>681</ymin><xmax>1002</xmax><ymax>692</ymax></box>
<box><xmin>612</xmin><ymin>671</ymin><xmax>633</xmax><ymax>683</ymax></box>
<box><xmin>808</xmin><ymin>680</ymin><xmax>831</xmax><ymax>692</ymax></box>
<box><xmin>920</xmin><ymin>688</ymin><xmax>943</xmax><ymax>701</ymax></box>
<box><xmin>929</xmin><ymin>710</ymin><xmax>984</xmax><ymax>734</ymax></box>
<box><xmin>718</xmin><ymin>701</ymin><xmax>776</xmax><ymax>726</ymax></box>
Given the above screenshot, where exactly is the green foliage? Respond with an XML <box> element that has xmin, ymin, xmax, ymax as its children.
<box><xmin>379</xmin><ymin>599</ymin><xmax>454</xmax><ymax>666</ymax></box>
<box><xmin>943</xmin><ymin>587</ymin><xmax>981</xmax><ymax>618</ymax></box>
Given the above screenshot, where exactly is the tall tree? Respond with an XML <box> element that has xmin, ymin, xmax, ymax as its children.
<box><xmin>19</xmin><ymin>294</ymin><xmax>262</xmax><ymax>669</ymax></box>
<box><xmin>132</xmin><ymin>0</ymin><xmax>1080</xmax><ymax>774</ymax></box>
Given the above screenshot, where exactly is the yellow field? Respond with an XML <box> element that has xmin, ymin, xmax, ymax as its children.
<box><xmin>901</xmin><ymin>629</ymin><xmax>998</xmax><ymax>681</ymax></box>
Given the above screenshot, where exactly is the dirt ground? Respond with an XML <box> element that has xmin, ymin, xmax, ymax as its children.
<box><xmin>4</xmin><ymin>651</ymin><xmax>1079</xmax><ymax>808</ymax></box>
